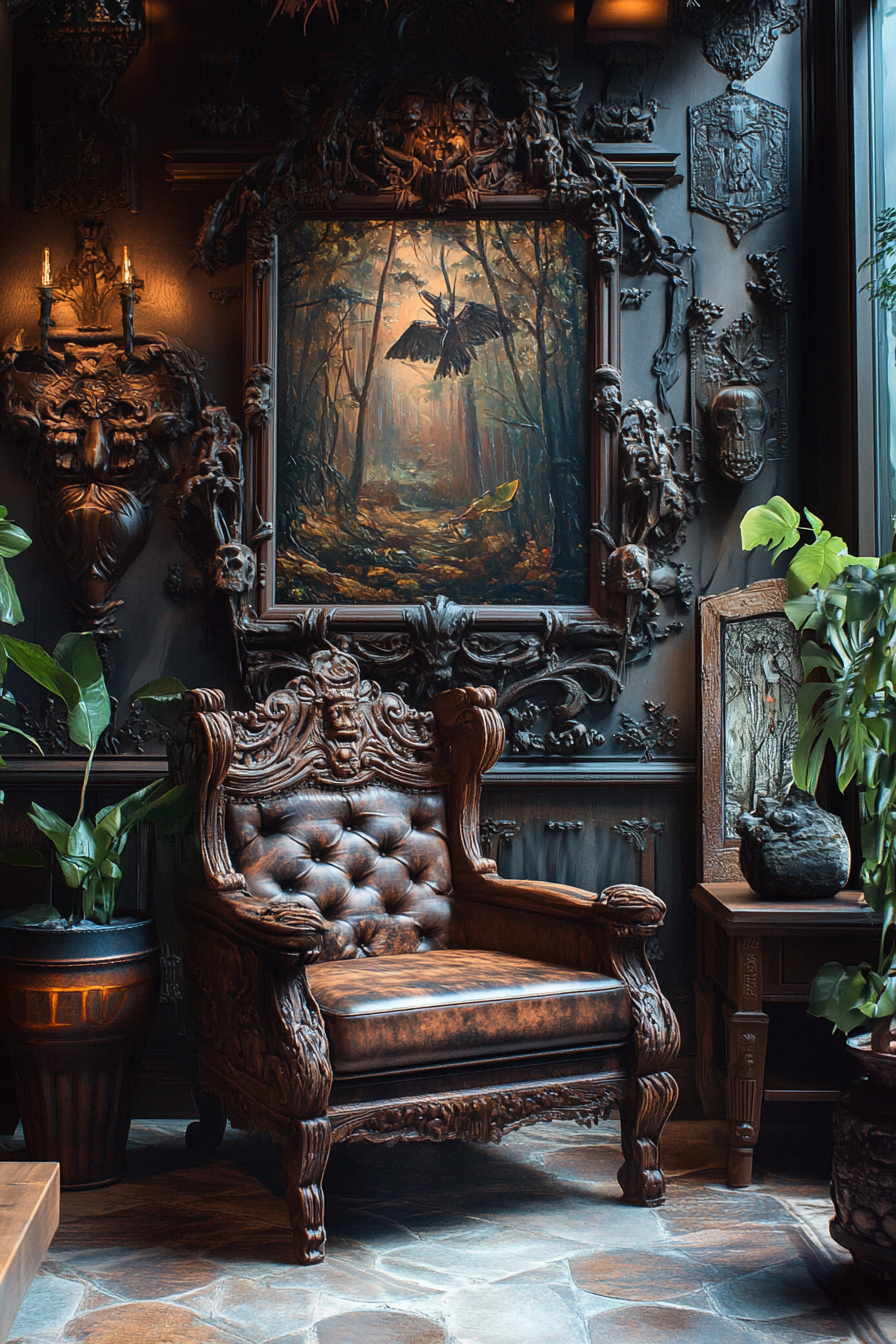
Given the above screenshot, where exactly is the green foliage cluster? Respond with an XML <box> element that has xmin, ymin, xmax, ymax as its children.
<box><xmin>742</xmin><ymin>497</ymin><xmax>896</xmax><ymax>1036</ymax></box>
<box><xmin>860</xmin><ymin>207</ymin><xmax>896</xmax><ymax>313</ymax></box>
<box><xmin>0</xmin><ymin>510</ymin><xmax>191</xmax><ymax>927</ymax></box>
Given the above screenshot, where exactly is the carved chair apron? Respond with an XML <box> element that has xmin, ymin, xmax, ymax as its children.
<box><xmin>170</xmin><ymin>649</ymin><xmax>680</xmax><ymax>1263</ymax></box>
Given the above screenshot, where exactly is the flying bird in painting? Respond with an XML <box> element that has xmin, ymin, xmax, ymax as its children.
<box><xmin>386</xmin><ymin>287</ymin><xmax>515</xmax><ymax>380</ymax></box>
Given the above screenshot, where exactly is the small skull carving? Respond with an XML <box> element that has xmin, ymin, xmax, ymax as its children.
<box><xmin>607</xmin><ymin>543</ymin><xmax>651</xmax><ymax>593</ymax></box>
<box><xmin>213</xmin><ymin>541</ymin><xmax>256</xmax><ymax>593</ymax></box>
<box><xmin>710</xmin><ymin>383</ymin><xmax>770</xmax><ymax>483</ymax></box>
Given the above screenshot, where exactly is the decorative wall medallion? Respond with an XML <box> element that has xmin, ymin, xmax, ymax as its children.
<box><xmin>52</xmin><ymin>221</ymin><xmax>126</xmax><ymax>332</ymax></box>
<box><xmin>0</xmin><ymin>338</ymin><xmax>205</xmax><ymax>647</ymax></box>
<box><xmin>613</xmin><ymin>701</ymin><xmax>680</xmax><ymax>761</ymax></box>
<box><xmin>681</xmin><ymin>0</ymin><xmax>802</xmax><ymax>84</ymax></box>
<box><xmin>689</xmin><ymin>90</ymin><xmax>789</xmax><ymax>245</ymax></box>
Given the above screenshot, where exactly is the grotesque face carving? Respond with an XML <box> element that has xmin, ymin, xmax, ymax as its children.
<box><xmin>213</xmin><ymin>541</ymin><xmax>256</xmax><ymax>593</ymax></box>
<box><xmin>608</xmin><ymin>543</ymin><xmax>651</xmax><ymax>593</ymax></box>
<box><xmin>322</xmin><ymin>694</ymin><xmax>364</xmax><ymax>775</ymax></box>
<box><xmin>710</xmin><ymin>383</ymin><xmax>770</xmax><ymax>483</ymax></box>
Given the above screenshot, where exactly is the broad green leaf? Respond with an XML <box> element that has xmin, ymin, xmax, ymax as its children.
<box><xmin>53</xmin><ymin>632</ymin><xmax>110</xmax><ymax>749</ymax></box>
<box><xmin>129</xmin><ymin>677</ymin><xmax>188</xmax><ymax>732</ymax></box>
<box><xmin>13</xmin><ymin>904</ymin><xmax>62</xmax><ymax>925</ymax></box>
<box><xmin>740</xmin><ymin>497</ymin><xmax>801</xmax><ymax>560</ymax></box>
<box><xmin>804</xmin><ymin>507</ymin><xmax>825</xmax><ymax>537</ymax></box>
<box><xmin>28</xmin><ymin>802</ymin><xmax>74</xmax><ymax>855</ymax></box>
<box><xmin>0</xmin><ymin>559</ymin><xmax>23</xmax><ymax>626</ymax></box>
<box><xmin>0</xmin><ymin>521</ymin><xmax>31</xmax><ymax>559</ymax></box>
<box><xmin>0</xmin><ymin>848</ymin><xmax>49</xmax><ymax>868</ymax></box>
<box><xmin>1</xmin><ymin>636</ymin><xmax>80</xmax><ymax>709</ymax></box>
<box><xmin>783</xmin><ymin>593</ymin><xmax>817</xmax><ymax>630</ymax></box>
<box><xmin>808</xmin><ymin>961</ymin><xmax>872</xmax><ymax>1034</ymax></box>
<box><xmin>0</xmin><ymin>720</ymin><xmax>44</xmax><ymax>754</ymax></box>
<box><xmin>787</xmin><ymin>533</ymin><xmax>850</xmax><ymax>596</ymax></box>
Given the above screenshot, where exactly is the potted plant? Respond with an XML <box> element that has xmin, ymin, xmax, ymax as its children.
<box><xmin>0</xmin><ymin>508</ymin><xmax>190</xmax><ymax>1188</ymax></box>
<box><xmin>742</xmin><ymin>495</ymin><xmax>896</xmax><ymax>1279</ymax></box>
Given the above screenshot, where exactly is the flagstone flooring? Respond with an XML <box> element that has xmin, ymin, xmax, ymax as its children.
<box><xmin>4</xmin><ymin>1116</ymin><xmax>896</xmax><ymax>1343</ymax></box>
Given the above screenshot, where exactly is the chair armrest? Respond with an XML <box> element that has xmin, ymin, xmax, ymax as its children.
<box><xmin>451</xmin><ymin>872</ymin><xmax>666</xmax><ymax>931</ymax></box>
<box><xmin>180</xmin><ymin>883</ymin><xmax>327</xmax><ymax>962</ymax></box>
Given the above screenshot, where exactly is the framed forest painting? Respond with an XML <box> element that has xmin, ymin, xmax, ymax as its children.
<box><xmin>258</xmin><ymin>213</ymin><xmax>596</xmax><ymax>615</ymax></box>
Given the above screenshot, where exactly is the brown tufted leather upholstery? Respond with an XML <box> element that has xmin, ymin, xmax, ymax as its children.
<box><xmin>307</xmin><ymin>950</ymin><xmax>631</xmax><ymax>1074</ymax></box>
<box><xmin>226</xmin><ymin>786</ymin><xmax>453</xmax><ymax>959</ymax></box>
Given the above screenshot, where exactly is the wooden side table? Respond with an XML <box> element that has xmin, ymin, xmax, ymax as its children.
<box><xmin>692</xmin><ymin>881</ymin><xmax>880</xmax><ymax>1188</ymax></box>
<box><xmin>0</xmin><ymin>1161</ymin><xmax>59</xmax><ymax>1342</ymax></box>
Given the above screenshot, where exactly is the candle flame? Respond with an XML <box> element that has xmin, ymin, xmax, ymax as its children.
<box><xmin>122</xmin><ymin>246</ymin><xmax>132</xmax><ymax>284</ymax></box>
<box><xmin>41</xmin><ymin>247</ymin><xmax>52</xmax><ymax>288</ymax></box>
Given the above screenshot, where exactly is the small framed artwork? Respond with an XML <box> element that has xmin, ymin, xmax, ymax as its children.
<box><xmin>698</xmin><ymin>579</ymin><xmax>802</xmax><ymax>881</ymax></box>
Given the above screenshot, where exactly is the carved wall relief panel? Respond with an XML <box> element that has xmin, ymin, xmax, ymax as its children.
<box><xmin>689</xmin><ymin>89</ymin><xmax>789</xmax><ymax>245</ymax></box>
<box><xmin>688</xmin><ymin>250</ymin><xmax>791</xmax><ymax>482</ymax></box>
<box><xmin>0</xmin><ymin>336</ymin><xmax>208</xmax><ymax>647</ymax></box>
<box><xmin>678</xmin><ymin>0</ymin><xmax>802</xmax><ymax>84</ymax></box>
<box><xmin>32</xmin><ymin>0</ymin><xmax>145</xmax><ymax>218</ymax></box>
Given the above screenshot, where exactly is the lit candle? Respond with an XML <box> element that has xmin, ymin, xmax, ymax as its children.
<box><xmin>122</xmin><ymin>246</ymin><xmax>132</xmax><ymax>285</ymax></box>
<box><xmin>41</xmin><ymin>247</ymin><xmax>52</xmax><ymax>288</ymax></box>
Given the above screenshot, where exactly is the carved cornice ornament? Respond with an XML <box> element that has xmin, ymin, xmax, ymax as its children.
<box><xmin>193</xmin><ymin>50</ymin><xmax>681</xmax><ymax>280</ymax></box>
<box><xmin>0</xmin><ymin>337</ymin><xmax>208</xmax><ymax>647</ymax></box>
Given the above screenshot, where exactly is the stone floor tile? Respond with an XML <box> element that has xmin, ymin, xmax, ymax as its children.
<box><xmin>380</xmin><ymin>1224</ymin><xmax>587</xmax><ymax>1287</ymax></box>
<box><xmin>457</xmin><ymin>1189</ymin><xmax>663</xmax><ymax>1248</ymax></box>
<box><xmin>709</xmin><ymin>1256</ymin><xmax>830</xmax><ymax>1321</ymax></box>
<box><xmin>285</xmin><ymin>1258</ymin><xmax>439</xmax><ymax>1303</ymax></box>
<box><xmin>177</xmin><ymin>1276</ymin><xmax>320</xmax><ymax>1339</ymax></box>
<box><xmin>444</xmin><ymin>1281</ymin><xmax>590</xmax><ymax>1344</ymax></box>
<box><xmin>55</xmin><ymin>1246</ymin><xmax>220</xmax><ymax>1300</ymax></box>
<box><xmin>655</xmin><ymin>1187</ymin><xmax>796</xmax><ymax>1236</ymax></box>
<box><xmin>586</xmin><ymin>1303</ymin><xmax>774</xmax><ymax>1343</ymax></box>
<box><xmin>570</xmin><ymin>1247</ymin><xmax>724</xmax><ymax>1301</ymax></box>
<box><xmin>671</xmin><ymin>1227</ymin><xmax>803</xmax><ymax>1275</ymax></box>
<box><xmin>61</xmin><ymin>1301</ymin><xmax>247</xmax><ymax>1342</ymax></box>
<box><xmin>315</xmin><ymin>1310</ymin><xmax>447</xmax><ymax>1343</ymax></box>
<box><xmin>7</xmin><ymin>1272</ymin><xmax>86</xmax><ymax>1339</ymax></box>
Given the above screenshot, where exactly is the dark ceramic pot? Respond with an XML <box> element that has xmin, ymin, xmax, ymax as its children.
<box><xmin>736</xmin><ymin>788</ymin><xmax>851</xmax><ymax>900</ymax></box>
<box><xmin>0</xmin><ymin>912</ymin><xmax>160</xmax><ymax>1189</ymax></box>
<box><xmin>831</xmin><ymin>1034</ymin><xmax>896</xmax><ymax>1281</ymax></box>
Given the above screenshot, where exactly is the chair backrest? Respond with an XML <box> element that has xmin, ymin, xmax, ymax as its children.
<box><xmin>222</xmin><ymin>649</ymin><xmax>454</xmax><ymax>959</ymax></box>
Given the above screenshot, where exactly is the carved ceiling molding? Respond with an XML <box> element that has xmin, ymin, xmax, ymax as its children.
<box><xmin>689</xmin><ymin>88</ymin><xmax>789</xmax><ymax>246</ymax></box>
<box><xmin>688</xmin><ymin>247</ymin><xmax>791</xmax><ymax>482</ymax></box>
<box><xmin>0</xmin><ymin>335</ymin><xmax>211</xmax><ymax>652</ymax></box>
<box><xmin>32</xmin><ymin>0</ymin><xmax>145</xmax><ymax>217</ymax></box>
<box><xmin>677</xmin><ymin>0</ymin><xmax>802</xmax><ymax>84</ymax></box>
<box><xmin>193</xmin><ymin>48</ymin><xmax>681</xmax><ymax>280</ymax></box>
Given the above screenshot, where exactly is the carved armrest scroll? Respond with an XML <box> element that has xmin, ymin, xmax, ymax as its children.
<box><xmin>432</xmin><ymin>685</ymin><xmax>505</xmax><ymax>879</ymax></box>
<box><xmin>596</xmin><ymin>884</ymin><xmax>680</xmax><ymax>1077</ymax></box>
<box><xmin>169</xmin><ymin>689</ymin><xmax>242</xmax><ymax>893</ymax></box>
<box><xmin>183</xmin><ymin>885</ymin><xmax>328</xmax><ymax>962</ymax></box>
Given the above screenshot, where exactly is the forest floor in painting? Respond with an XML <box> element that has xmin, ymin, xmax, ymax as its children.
<box><xmin>277</xmin><ymin>489</ymin><xmax>559</xmax><ymax>606</ymax></box>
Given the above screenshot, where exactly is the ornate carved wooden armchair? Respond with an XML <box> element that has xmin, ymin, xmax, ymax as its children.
<box><xmin>170</xmin><ymin>650</ymin><xmax>679</xmax><ymax>1263</ymax></box>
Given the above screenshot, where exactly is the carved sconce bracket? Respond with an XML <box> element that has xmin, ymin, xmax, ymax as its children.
<box><xmin>0</xmin><ymin>335</ymin><xmax>212</xmax><ymax>653</ymax></box>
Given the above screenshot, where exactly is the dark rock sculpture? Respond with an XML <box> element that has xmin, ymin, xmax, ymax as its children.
<box><xmin>736</xmin><ymin>787</ymin><xmax>851</xmax><ymax>900</ymax></box>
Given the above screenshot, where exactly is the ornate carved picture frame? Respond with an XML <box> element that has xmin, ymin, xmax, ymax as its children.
<box><xmin>245</xmin><ymin>203</ymin><xmax>614</xmax><ymax>630</ymax></box>
<box><xmin>698</xmin><ymin>578</ymin><xmax>801</xmax><ymax>882</ymax></box>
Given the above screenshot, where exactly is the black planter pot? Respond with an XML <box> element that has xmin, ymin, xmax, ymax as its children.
<box><xmin>831</xmin><ymin>1034</ymin><xmax>896</xmax><ymax>1281</ymax></box>
<box><xmin>0</xmin><ymin>911</ymin><xmax>160</xmax><ymax>1189</ymax></box>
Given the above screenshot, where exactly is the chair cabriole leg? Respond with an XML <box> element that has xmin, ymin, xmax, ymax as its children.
<box><xmin>282</xmin><ymin>1116</ymin><xmax>332</xmax><ymax>1264</ymax></box>
<box><xmin>617</xmin><ymin>1070</ymin><xmax>678</xmax><ymax>1206</ymax></box>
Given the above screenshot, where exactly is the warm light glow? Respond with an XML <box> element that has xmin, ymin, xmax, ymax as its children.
<box><xmin>588</xmin><ymin>0</ymin><xmax>667</xmax><ymax>27</ymax></box>
<box><xmin>122</xmin><ymin>246</ymin><xmax>132</xmax><ymax>284</ymax></box>
<box><xmin>41</xmin><ymin>246</ymin><xmax>52</xmax><ymax>288</ymax></box>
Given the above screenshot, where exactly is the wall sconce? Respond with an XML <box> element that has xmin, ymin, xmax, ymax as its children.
<box><xmin>587</xmin><ymin>0</ymin><xmax>668</xmax><ymax>31</ymax></box>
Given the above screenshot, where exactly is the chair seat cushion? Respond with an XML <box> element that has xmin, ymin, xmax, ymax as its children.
<box><xmin>306</xmin><ymin>949</ymin><xmax>630</xmax><ymax>1076</ymax></box>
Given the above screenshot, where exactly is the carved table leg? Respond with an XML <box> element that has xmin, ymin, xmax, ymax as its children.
<box><xmin>724</xmin><ymin>1008</ymin><xmax>768</xmax><ymax>1188</ymax></box>
<box><xmin>617</xmin><ymin>1071</ymin><xmax>678</xmax><ymax>1206</ymax></box>
<box><xmin>185</xmin><ymin>1087</ymin><xmax>226</xmax><ymax>1154</ymax></box>
<box><xmin>282</xmin><ymin>1117</ymin><xmax>332</xmax><ymax>1264</ymax></box>
<box><xmin>725</xmin><ymin>933</ymin><xmax>767</xmax><ymax>1189</ymax></box>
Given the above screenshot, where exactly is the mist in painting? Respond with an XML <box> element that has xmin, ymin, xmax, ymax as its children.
<box><xmin>275</xmin><ymin>217</ymin><xmax>590</xmax><ymax>606</ymax></box>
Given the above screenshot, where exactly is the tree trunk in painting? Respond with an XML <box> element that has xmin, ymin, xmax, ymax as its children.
<box><xmin>348</xmin><ymin>221</ymin><xmax>400</xmax><ymax>504</ymax></box>
<box><xmin>463</xmin><ymin>378</ymin><xmax>484</xmax><ymax>499</ymax></box>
